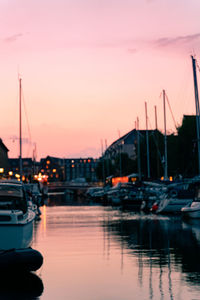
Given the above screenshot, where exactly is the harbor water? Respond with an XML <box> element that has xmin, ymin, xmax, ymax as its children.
<box><xmin>7</xmin><ymin>199</ymin><xmax>200</xmax><ymax>299</ymax></box>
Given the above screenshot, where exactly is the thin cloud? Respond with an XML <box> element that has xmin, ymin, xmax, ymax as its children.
<box><xmin>3</xmin><ymin>33</ymin><xmax>23</xmax><ymax>43</ymax></box>
<box><xmin>154</xmin><ymin>33</ymin><xmax>200</xmax><ymax>47</ymax></box>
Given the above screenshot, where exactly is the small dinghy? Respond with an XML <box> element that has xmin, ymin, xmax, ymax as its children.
<box><xmin>0</xmin><ymin>270</ymin><xmax>44</xmax><ymax>298</ymax></box>
<box><xmin>0</xmin><ymin>247</ymin><xmax>43</xmax><ymax>272</ymax></box>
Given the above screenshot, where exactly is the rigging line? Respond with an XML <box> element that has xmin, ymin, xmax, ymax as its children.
<box><xmin>165</xmin><ymin>93</ymin><xmax>177</xmax><ymax>130</ymax></box>
<box><xmin>196</xmin><ymin>58</ymin><xmax>200</xmax><ymax>73</ymax></box>
<box><xmin>146</xmin><ymin>118</ymin><xmax>164</xmax><ymax>170</ymax></box>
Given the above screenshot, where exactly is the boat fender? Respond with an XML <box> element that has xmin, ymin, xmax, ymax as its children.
<box><xmin>151</xmin><ymin>203</ymin><xmax>158</xmax><ymax>212</ymax></box>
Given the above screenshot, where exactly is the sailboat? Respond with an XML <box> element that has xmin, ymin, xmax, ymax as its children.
<box><xmin>181</xmin><ymin>56</ymin><xmax>200</xmax><ymax>218</ymax></box>
<box><xmin>157</xmin><ymin>56</ymin><xmax>200</xmax><ymax>214</ymax></box>
<box><xmin>0</xmin><ymin>78</ymin><xmax>36</xmax><ymax>250</ymax></box>
<box><xmin>0</xmin><ymin>78</ymin><xmax>44</xmax><ymax>272</ymax></box>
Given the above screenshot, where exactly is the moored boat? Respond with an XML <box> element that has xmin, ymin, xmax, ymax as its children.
<box><xmin>0</xmin><ymin>181</ymin><xmax>35</xmax><ymax>250</ymax></box>
<box><xmin>156</xmin><ymin>178</ymin><xmax>200</xmax><ymax>214</ymax></box>
<box><xmin>181</xmin><ymin>201</ymin><xmax>200</xmax><ymax>218</ymax></box>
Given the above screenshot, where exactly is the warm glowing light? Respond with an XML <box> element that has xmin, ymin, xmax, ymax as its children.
<box><xmin>161</xmin><ymin>176</ymin><xmax>164</xmax><ymax>181</ymax></box>
<box><xmin>47</xmin><ymin>160</ymin><xmax>50</xmax><ymax>165</ymax></box>
<box><xmin>15</xmin><ymin>174</ymin><xmax>20</xmax><ymax>178</ymax></box>
<box><xmin>0</xmin><ymin>168</ymin><xmax>4</xmax><ymax>173</ymax></box>
<box><xmin>52</xmin><ymin>169</ymin><xmax>56</xmax><ymax>173</ymax></box>
<box><xmin>169</xmin><ymin>176</ymin><xmax>173</xmax><ymax>181</ymax></box>
<box><xmin>88</xmin><ymin>159</ymin><xmax>91</xmax><ymax>163</ymax></box>
<box><xmin>33</xmin><ymin>173</ymin><xmax>48</xmax><ymax>183</ymax></box>
<box><xmin>112</xmin><ymin>176</ymin><xmax>128</xmax><ymax>186</ymax></box>
<box><xmin>8</xmin><ymin>171</ymin><xmax>13</xmax><ymax>176</ymax></box>
<box><xmin>131</xmin><ymin>177</ymin><xmax>137</xmax><ymax>182</ymax></box>
<box><xmin>22</xmin><ymin>175</ymin><xmax>25</xmax><ymax>181</ymax></box>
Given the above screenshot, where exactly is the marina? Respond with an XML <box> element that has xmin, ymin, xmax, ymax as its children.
<box><xmin>0</xmin><ymin>1</ymin><xmax>200</xmax><ymax>299</ymax></box>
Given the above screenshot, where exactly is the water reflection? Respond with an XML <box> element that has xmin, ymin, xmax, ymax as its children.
<box><xmin>105</xmin><ymin>212</ymin><xmax>200</xmax><ymax>297</ymax></box>
<box><xmin>32</xmin><ymin>200</ymin><xmax>200</xmax><ymax>300</ymax></box>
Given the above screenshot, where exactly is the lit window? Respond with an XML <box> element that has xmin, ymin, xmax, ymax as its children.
<box><xmin>47</xmin><ymin>160</ymin><xmax>50</xmax><ymax>165</ymax></box>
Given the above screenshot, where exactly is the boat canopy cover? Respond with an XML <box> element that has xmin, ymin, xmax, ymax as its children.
<box><xmin>0</xmin><ymin>183</ymin><xmax>27</xmax><ymax>213</ymax></box>
<box><xmin>0</xmin><ymin>184</ymin><xmax>23</xmax><ymax>197</ymax></box>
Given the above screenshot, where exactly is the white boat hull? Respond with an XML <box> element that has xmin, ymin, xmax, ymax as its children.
<box><xmin>157</xmin><ymin>198</ymin><xmax>192</xmax><ymax>213</ymax></box>
<box><xmin>0</xmin><ymin>209</ymin><xmax>35</xmax><ymax>250</ymax></box>
<box><xmin>181</xmin><ymin>202</ymin><xmax>200</xmax><ymax>219</ymax></box>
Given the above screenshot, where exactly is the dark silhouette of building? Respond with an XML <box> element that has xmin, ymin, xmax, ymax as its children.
<box><xmin>0</xmin><ymin>139</ymin><xmax>10</xmax><ymax>175</ymax></box>
<box><xmin>9</xmin><ymin>158</ymin><xmax>36</xmax><ymax>180</ymax></box>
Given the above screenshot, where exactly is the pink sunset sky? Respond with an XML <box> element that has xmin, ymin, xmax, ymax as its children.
<box><xmin>0</xmin><ymin>0</ymin><xmax>200</xmax><ymax>160</ymax></box>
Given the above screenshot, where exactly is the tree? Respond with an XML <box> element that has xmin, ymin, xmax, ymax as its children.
<box><xmin>177</xmin><ymin>115</ymin><xmax>197</xmax><ymax>177</ymax></box>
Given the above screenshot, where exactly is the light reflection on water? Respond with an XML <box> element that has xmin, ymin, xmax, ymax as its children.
<box><xmin>31</xmin><ymin>203</ymin><xmax>200</xmax><ymax>300</ymax></box>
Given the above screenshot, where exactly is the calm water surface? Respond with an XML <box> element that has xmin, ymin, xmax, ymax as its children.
<box><xmin>20</xmin><ymin>203</ymin><xmax>200</xmax><ymax>299</ymax></box>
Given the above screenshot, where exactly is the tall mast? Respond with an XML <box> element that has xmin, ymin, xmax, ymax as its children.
<box><xmin>145</xmin><ymin>102</ymin><xmax>150</xmax><ymax>178</ymax></box>
<box><xmin>137</xmin><ymin>117</ymin><xmax>142</xmax><ymax>181</ymax></box>
<box><xmin>100</xmin><ymin>139</ymin><xmax>105</xmax><ymax>183</ymax></box>
<box><xmin>155</xmin><ymin>105</ymin><xmax>160</xmax><ymax>178</ymax></box>
<box><xmin>191</xmin><ymin>56</ymin><xmax>200</xmax><ymax>175</ymax></box>
<box><xmin>105</xmin><ymin>139</ymin><xmax>109</xmax><ymax>177</ymax></box>
<box><xmin>19</xmin><ymin>78</ymin><xmax>23</xmax><ymax>179</ymax></box>
<box><xmin>163</xmin><ymin>89</ymin><xmax>168</xmax><ymax>180</ymax></box>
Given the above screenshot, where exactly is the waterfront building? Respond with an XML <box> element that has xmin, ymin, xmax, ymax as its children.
<box><xmin>9</xmin><ymin>158</ymin><xmax>37</xmax><ymax>180</ymax></box>
<box><xmin>39</xmin><ymin>156</ymin><xmax>98</xmax><ymax>182</ymax></box>
<box><xmin>0</xmin><ymin>139</ymin><xmax>10</xmax><ymax>175</ymax></box>
<box><xmin>103</xmin><ymin>128</ymin><xmax>165</xmax><ymax>179</ymax></box>
<box><xmin>104</xmin><ymin>129</ymin><xmax>161</xmax><ymax>160</ymax></box>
